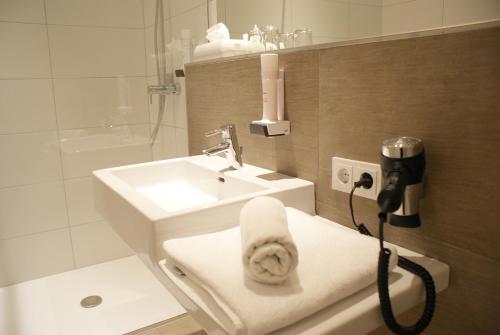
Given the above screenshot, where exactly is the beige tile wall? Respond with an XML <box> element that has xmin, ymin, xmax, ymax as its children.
<box><xmin>186</xmin><ymin>26</ymin><xmax>500</xmax><ymax>333</ymax></box>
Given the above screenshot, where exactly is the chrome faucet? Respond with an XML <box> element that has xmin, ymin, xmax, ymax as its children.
<box><xmin>203</xmin><ymin>124</ymin><xmax>243</xmax><ymax>169</ymax></box>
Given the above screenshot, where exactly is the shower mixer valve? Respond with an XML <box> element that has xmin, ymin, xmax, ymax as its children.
<box><xmin>147</xmin><ymin>82</ymin><xmax>181</xmax><ymax>103</ymax></box>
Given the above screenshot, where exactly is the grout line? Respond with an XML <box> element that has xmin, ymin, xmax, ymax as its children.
<box><xmin>0</xmin><ymin>128</ymin><xmax>58</xmax><ymax>136</ymax></box>
<box><xmin>143</xmin><ymin>2</ymin><xmax>207</xmax><ymax>29</ymax></box>
<box><xmin>0</xmin><ymin>19</ymin><xmax>45</xmax><ymax>25</ymax></box>
<box><xmin>46</xmin><ymin>23</ymin><xmax>143</xmax><ymax>30</ymax></box>
<box><xmin>0</xmin><ymin>19</ymin><xmax>143</xmax><ymax>30</ymax></box>
<box><xmin>141</xmin><ymin>0</ymin><xmax>153</xmax><ymax>144</ymax></box>
<box><xmin>0</xmin><ymin>226</ymin><xmax>71</xmax><ymax>242</ymax></box>
<box><xmin>0</xmin><ymin>122</ymin><xmax>151</xmax><ymax>136</ymax></box>
<box><xmin>42</xmin><ymin>0</ymin><xmax>77</xmax><ymax>269</ymax></box>
<box><xmin>383</xmin><ymin>0</ymin><xmax>417</xmax><ymax>7</ymax></box>
<box><xmin>144</xmin><ymin>17</ymin><xmax>171</xmax><ymax>30</ymax></box>
<box><xmin>0</xmin><ymin>178</ymin><xmax>63</xmax><ymax>191</ymax></box>
<box><xmin>441</xmin><ymin>0</ymin><xmax>445</xmax><ymax>26</ymax></box>
<box><xmin>68</xmin><ymin>219</ymin><xmax>106</xmax><ymax>229</ymax></box>
<box><xmin>0</xmin><ymin>75</ymin><xmax>148</xmax><ymax>80</ymax></box>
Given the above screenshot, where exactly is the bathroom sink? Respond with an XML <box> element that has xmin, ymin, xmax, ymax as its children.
<box><xmin>93</xmin><ymin>155</ymin><xmax>314</xmax><ymax>271</ymax></box>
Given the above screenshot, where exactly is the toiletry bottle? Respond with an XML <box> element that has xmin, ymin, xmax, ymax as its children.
<box><xmin>260</xmin><ymin>54</ymin><xmax>278</xmax><ymax>121</ymax></box>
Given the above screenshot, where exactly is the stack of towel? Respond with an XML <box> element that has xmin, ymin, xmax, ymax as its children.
<box><xmin>163</xmin><ymin>197</ymin><xmax>398</xmax><ymax>335</ymax></box>
<box><xmin>240</xmin><ymin>196</ymin><xmax>298</xmax><ymax>285</ymax></box>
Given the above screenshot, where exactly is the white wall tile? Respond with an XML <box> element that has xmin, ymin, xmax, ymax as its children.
<box><xmin>383</xmin><ymin>0</ymin><xmax>412</xmax><ymax>5</ymax></box>
<box><xmin>64</xmin><ymin>177</ymin><xmax>102</xmax><ymax>226</ymax></box>
<box><xmin>382</xmin><ymin>0</ymin><xmax>444</xmax><ymax>34</ymax></box>
<box><xmin>293</xmin><ymin>0</ymin><xmax>350</xmax><ymax>39</ymax></box>
<box><xmin>145</xmin><ymin>22</ymin><xmax>172</xmax><ymax>78</ymax></box>
<box><xmin>0</xmin><ymin>22</ymin><xmax>51</xmax><ymax>78</ymax></box>
<box><xmin>171</xmin><ymin>3</ymin><xmax>208</xmax><ymax>45</ymax></box>
<box><xmin>0</xmin><ymin>0</ymin><xmax>45</xmax><ymax>23</ymax></box>
<box><xmin>143</xmin><ymin>0</ymin><xmax>170</xmax><ymax>27</ymax></box>
<box><xmin>443</xmin><ymin>0</ymin><xmax>500</xmax><ymax>26</ymax></box>
<box><xmin>70</xmin><ymin>221</ymin><xmax>133</xmax><ymax>268</ymax></box>
<box><xmin>0</xmin><ymin>79</ymin><xmax>56</xmax><ymax>134</ymax></box>
<box><xmin>48</xmin><ymin>25</ymin><xmax>146</xmax><ymax>78</ymax></box>
<box><xmin>174</xmin><ymin>78</ymin><xmax>187</xmax><ymax>129</ymax></box>
<box><xmin>352</xmin><ymin>0</ymin><xmax>383</xmax><ymax>5</ymax></box>
<box><xmin>350</xmin><ymin>3</ymin><xmax>383</xmax><ymax>38</ymax></box>
<box><xmin>45</xmin><ymin>0</ymin><xmax>144</xmax><ymax>28</ymax></box>
<box><xmin>225</xmin><ymin>0</ymin><xmax>292</xmax><ymax>34</ymax></box>
<box><xmin>60</xmin><ymin>124</ymin><xmax>152</xmax><ymax>179</ymax></box>
<box><xmin>151</xmin><ymin>124</ymin><xmax>177</xmax><ymax>160</ymax></box>
<box><xmin>169</xmin><ymin>0</ymin><xmax>206</xmax><ymax>17</ymax></box>
<box><xmin>0</xmin><ymin>182</ymin><xmax>67</xmax><ymax>239</ymax></box>
<box><xmin>53</xmin><ymin>77</ymin><xmax>148</xmax><ymax>130</ymax></box>
<box><xmin>175</xmin><ymin>127</ymin><xmax>188</xmax><ymax>157</ymax></box>
<box><xmin>310</xmin><ymin>36</ymin><xmax>339</xmax><ymax>44</ymax></box>
<box><xmin>0</xmin><ymin>131</ymin><xmax>62</xmax><ymax>188</ymax></box>
<box><xmin>0</xmin><ymin>229</ymin><xmax>74</xmax><ymax>286</ymax></box>
<box><xmin>143</xmin><ymin>0</ymin><xmax>156</xmax><ymax>27</ymax></box>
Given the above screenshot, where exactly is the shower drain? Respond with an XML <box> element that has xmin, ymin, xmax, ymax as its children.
<box><xmin>80</xmin><ymin>295</ymin><xmax>103</xmax><ymax>308</ymax></box>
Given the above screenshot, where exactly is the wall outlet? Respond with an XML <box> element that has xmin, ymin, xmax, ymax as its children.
<box><xmin>332</xmin><ymin>158</ymin><xmax>353</xmax><ymax>193</ymax></box>
<box><xmin>352</xmin><ymin>162</ymin><xmax>380</xmax><ymax>200</ymax></box>
<box><xmin>332</xmin><ymin>157</ymin><xmax>381</xmax><ymax>200</ymax></box>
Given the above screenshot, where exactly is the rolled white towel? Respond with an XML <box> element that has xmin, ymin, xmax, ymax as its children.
<box><xmin>240</xmin><ymin>196</ymin><xmax>298</xmax><ymax>285</ymax></box>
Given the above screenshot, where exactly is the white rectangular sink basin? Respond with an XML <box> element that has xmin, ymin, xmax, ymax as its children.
<box><xmin>110</xmin><ymin>159</ymin><xmax>268</xmax><ymax>213</ymax></box>
<box><xmin>93</xmin><ymin>155</ymin><xmax>314</xmax><ymax>272</ymax></box>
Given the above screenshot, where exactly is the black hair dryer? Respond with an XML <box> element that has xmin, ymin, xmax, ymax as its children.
<box><xmin>375</xmin><ymin>137</ymin><xmax>436</xmax><ymax>335</ymax></box>
<box><xmin>378</xmin><ymin>137</ymin><xmax>426</xmax><ymax>228</ymax></box>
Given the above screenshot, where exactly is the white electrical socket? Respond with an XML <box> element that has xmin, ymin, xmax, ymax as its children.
<box><xmin>332</xmin><ymin>157</ymin><xmax>381</xmax><ymax>200</ymax></box>
<box><xmin>352</xmin><ymin>162</ymin><xmax>381</xmax><ymax>200</ymax></box>
<box><xmin>332</xmin><ymin>158</ymin><xmax>353</xmax><ymax>193</ymax></box>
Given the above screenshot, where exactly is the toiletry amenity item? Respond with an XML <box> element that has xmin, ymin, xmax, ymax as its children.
<box><xmin>279</xmin><ymin>32</ymin><xmax>295</xmax><ymax>49</ymax></box>
<box><xmin>277</xmin><ymin>68</ymin><xmax>285</xmax><ymax>120</ymax></box>
<box><xmin>250</xmin><ymin>59</ymin><xmax>290</xmax><ymax>137</ymax></box>
<box><xmin>193</xmin><ymin>22</ymin><xmax>250</xmax><ymax>61</ymax></box>
<box><xmin>260</xmin><ymin>53</ymin><xmax>279</xmax><ymax>121</ymax></box>
<box><xmin>162</xmin><ymin>207</ymin><xmax>398</xmax><ymax>335</ymax></box>
<box><xmin>206</xmin><ymin>22</ymin><xmax>230</xmax><ymax>42</ymax></box>
<box><xmin>193</xmin><ymin>39</ymin><xmax>249</xmax><ymax>61</ymax></box>
<box><xmin>248</xmin><ymin>25</ymin><xmax>265</xmax><ymax>53</ymax></box>
<box><xmin>239</xmin><ymin>197</ymin><xmax>298</xmax><ymax>284</ymax></box>
<box><xmin>262</xmin><ymin>25</ymin><xmax>280</xmax><ymax>51</ymax></box>
<box><xmin>294</xmin><ymin>28</ymin><xmax>313</xmax><ymax>47</ymax></box>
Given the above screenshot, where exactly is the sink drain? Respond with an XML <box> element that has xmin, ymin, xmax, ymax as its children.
<box><xmin>80</xmin><ymin>295</ymin><xmax>103</xmax><ymax>308</ymax></box>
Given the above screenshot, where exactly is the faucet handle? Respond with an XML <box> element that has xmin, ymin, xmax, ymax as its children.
<box><xmin>205</xmin><ymin>124</ymin><xmax>233</xmax><ymax>138</ymax></box>
<box><xmin>205</xmin><ymin>128</ymin><xmax>223</xmax><ymax>137</ymax></box>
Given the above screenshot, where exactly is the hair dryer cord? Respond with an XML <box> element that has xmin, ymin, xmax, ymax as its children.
<box><xmin>350</xmin><ymin>184</ymin><xmax>436</xmax><ymax>335</ymax></box>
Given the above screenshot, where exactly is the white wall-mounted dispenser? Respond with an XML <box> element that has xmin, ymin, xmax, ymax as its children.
<box><xmin>250</xmin><ymin>53</ymin><xmax>290</xmax><ymax>137</ymax></box>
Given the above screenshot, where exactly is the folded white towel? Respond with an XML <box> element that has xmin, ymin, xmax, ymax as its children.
<box><xmin>240</xmin><ymin>196</ymin><xmax>298</xmax><ymax>285</ymax></box>
<box><xmin>163</xmin><ymin>208</ymin><xmax>398</xmax><ymax>335</ymax></box>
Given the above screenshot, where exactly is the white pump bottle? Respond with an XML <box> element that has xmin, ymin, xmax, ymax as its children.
<box><xmin>260</xmin><ymin>54</ymin><xmax>278</xmax><ymax>121</ymax></box>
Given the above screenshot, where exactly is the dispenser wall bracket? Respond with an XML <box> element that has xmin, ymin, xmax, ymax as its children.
<box><xmin>250</xmin><ymin>120</ymin><xmax>290</xmax><ymax>137</ymax></box>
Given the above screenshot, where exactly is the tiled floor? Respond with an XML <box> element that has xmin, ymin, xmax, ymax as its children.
<box><xmin>132</xmin><ymin>315</ymin><xmax>207</xmax><ymax>335</ymax></box>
